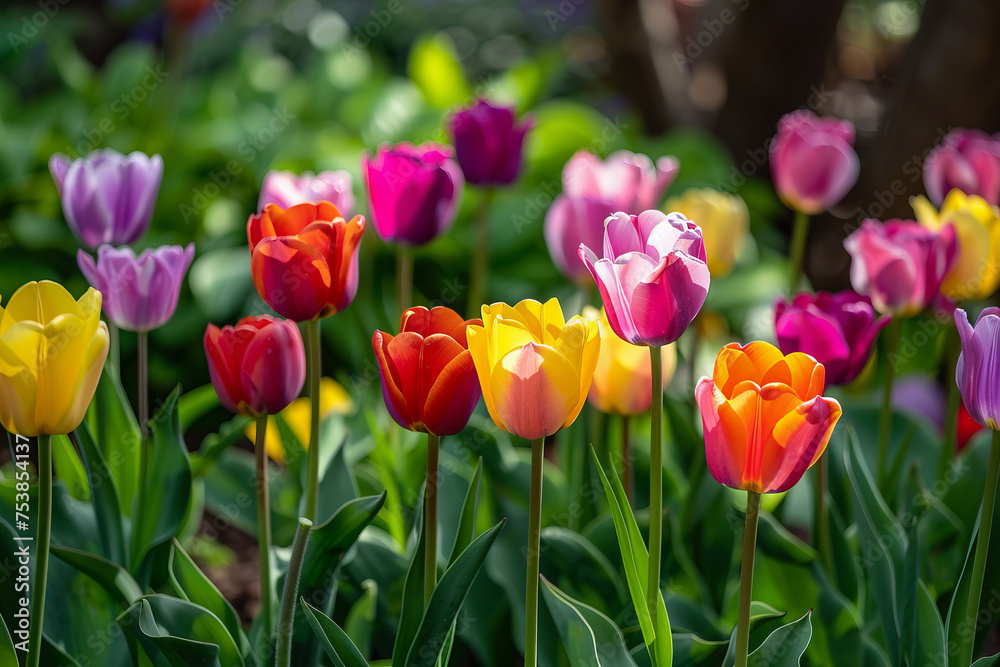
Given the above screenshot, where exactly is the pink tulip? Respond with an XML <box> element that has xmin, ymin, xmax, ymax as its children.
<box><xmin>562</xmin><ymin>150</ymin><xmax>678</xmax><ymax>214</ymax></box>
<box><xmin>924</xmin><ymin>128</ymin><xmax>1000</xmax><ymax>207</ymax></box>
<box><xmin>258</xmin><ymin>170</ymin><xmax>354</xmax><ymax>215</ymax></box>
<box><xmin>770</xmin><ymin>110</ymin><xmax>859</xmax><ymax>214</ymax></box>
<box><xmin>579</xmin><ymin>210</ymin><xmax>710</xmax><ymax>346</ymax></box>
<box><xmin>844</xmin><ymin>219</ymin><xmax>957</xmax><ymax>316</ymax></box>
<box><xmin>543</xmin><ymin>193</ymin><xmax>616</xmax><ymax>284</ymax></box>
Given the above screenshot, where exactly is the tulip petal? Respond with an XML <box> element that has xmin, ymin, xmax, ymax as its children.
<box><xmin>761</xmin><ymin>395</ymin><xmax>842</xmax><ymax>493</ymax></box>
<box><xmin>423</xmin><ymin>349</ymin><xmax>482</xmax><ymax>436</ymax></box>
<box><xmin>491</xmin><ymin>342</ymin><xmax>580</xmax><ymax>440</ymax></box>
<box><xmin>697</xmin><ymin>377</ymin><xmax>753</xmax><ymax>490</ymax></box>
<box><xmin>251</xmin><ymin>237</ymin><xmax>332</xmax><ymax>321</ymax></box>
<box><xmin>467</xmin><ymin>323</ymin><xmax>503</xmax><ymax>431</ymax></box>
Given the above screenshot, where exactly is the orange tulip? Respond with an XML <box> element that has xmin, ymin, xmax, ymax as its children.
<box><xmin>247</xmin><ymin>202</ymin><xmax>364</xmax><ymax>322</ymax></box>
<box><xmin>695</xmin><ymin>341</ymin><xmax>842</xmax><ymax>493</ymax></box>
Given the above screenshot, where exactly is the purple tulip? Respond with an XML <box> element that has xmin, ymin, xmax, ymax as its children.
<box><xmin>955</xmin><ymin>307</ymin><xmax>1000</xmax><ymax>430</ymax></box>
<box><xmin>924</xmin><ymin>128</ymin><xmax>1000</xmax><ymax>207</ymax></box>
<box><xmin>579</xmin><ymin>210</ymin><xmax>710</xmax><ymax>346</ymax></box>
<box><xmin>49</xmin><ymin>149</ymin><xmax>163</xmax><ymax>249</ymax></box>
<box><xmin>362</xmin><ymin>142</ymin><xmax>464</xmax><ymax>246</ymax></box>
<box><xmin>769</xmin><ymin>110</ymin><xmax>859</xmax><ymax>215</ymax></box>
<box><xmin>449</xmin><ymin>99</ymin><xmax>532</xmax><ymax>186</ymax></box>
<box><xmin>774</xmin><ymin>290</ymin><xmax>889</xmax><ymax>385</ymax></box>
<box><xmin>844</xmin><ymin>219</ymin><xmax>956</xmax><ymax>316</ymax></box>
<box><xmin>258</xmin><ymin>170</ymin><xmax>354</xmax><ymax>215</ymax></box>
<box><xmin>544</xmin><ymin>193</ymin><xmax>617</xmax><ymax>284</ymax></box>
<box><xmin>563</xmin><ymin>149</ymin><xmax>678</xmax><ymax>214</ymax></box>
<box><xmin>78</xmin><ymin>244</ymin><xmax>195</xmax><ymax>332</ymax></box>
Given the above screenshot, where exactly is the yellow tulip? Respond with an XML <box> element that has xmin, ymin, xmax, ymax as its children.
<box><xmin>245</xmin><ymin>377</ymin><xmax>355</xmax><ymax>463</ymax></box>
<box><xmin>583</xmin><ymin>306</ymin><xmax>676</xmax><ymax>416</ymax></box>
<box><xmin>0</xmin><ymin>281</ymin><xmax>109</xmax><ymax>436</ymax></box>
<box><xmin>913</xmin><ymin>189</ymin><xmax>1000</xmax><ymax>301</ymax></box>
<box><xmin>665</xmin><ymin>188</ymin><xmax>749</xmax><ymax>276</ymax></box>
<box><xmin>467</xmin><ymin>298</ymin><xmax>600</xmax><ymax>440</ymax></box>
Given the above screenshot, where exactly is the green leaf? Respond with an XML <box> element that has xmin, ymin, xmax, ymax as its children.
<box><xmin>541</xmin><ymin>577</ymin><xmax>638</xmax><ymax>666</ymax></box>
<box><xmin>344</xmin><ymin>579</ymin><xmax>377</xmax><ymax>659</ymax></box>
<box><xmin>52</xmin><ymin>433</ymin><xmax>89</xmax><ymax>501</ymax></box>
<box><xmin>914</xmin><ymin>581</ymin><xmax>947</xmax><ymax>665</ymax></box>
<box><xmin>313</xmin><ymin>431</ymin><xmax>359</xmax><ymax>525</ymax></box>
<box><xmin>50</xmin><ymin>545</ymin><xmax>143</xmax><ymax>607</ymax></box>
<box><xmin>168</xmin><ymin>539</ymin><xmax>251</xmax><ymax>659</ymax></box>
<box><xmin>973</xmin><ymin>656</ymin><xmax>1000</xmax><ymax>666</ymax></box>
<box><xmin>392</xmin><ymin>492</ymin><xmax>428</xmax><ymax>667</ymax></box>
<box><xmin>746</xmin><ymin>610</ymin><xmax>812</xmax><ymax>666</ymax></box>
<box><xmin>0</xmin><ymin>614</ymin><xmax>16</xmax><ymax>667</ymax></box>
<box><xmin>845</xmin><ymin>428</ymin><xmax>904</xmax><ymax>664</ymax></box>
<box><xmin>300</xmin><ymin>493</ymin><xmax>388</xmax><ymax>594</ymax></box>
<box><xmin>407</xmin><ymin>32</ymin><xmax>471</xmax><ymax>109</ymax></box>
<box><xmin>118</xmin><ymin>595</ymin><xmax>245</xmax><ymax>667</ymax></box>
<box><xmin>449</xmin><ymin>457</ymin><xmax>482</xmax><ymax>566</ymax></box>
<box><xmin>87</xmin><ymin>367</ymin><xmax>141</xmax><ymax>518</ymax></box>
<box><xmin>178</xmin><ymin>384</ymin><xmax>220</xmax><ymax>431</ymax></box>
<box><xmin>403</xmin><ymin>519</ymin><xmax>506</xmax><ymax>667</ymax></box>
<box><xmin>131</xmin><ymin>387</ymin><xmax>193</xmax><ymax>570</ymax></box>
<box><xmin>301</xmin><ymin>598</ymin><xmax>370</xmax><ymax>667</ymax></box>
<box><xmin>74</xmin><ymin>421</ymin><xmax>127</xmax><ymax>566</ymax></box>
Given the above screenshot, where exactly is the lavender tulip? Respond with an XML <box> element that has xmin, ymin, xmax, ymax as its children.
<box><xmin>544</xmin><ymin>193</ymin><xmax>616</xmax><ymax>284</ymax></box>
<box><xmin>78</xmin><ymin>244</ymin><xmax>195</xmax><ymax>332</ymax></box>
<box><xmin>955</xmin><ymin>308</ymin><xmax>1000</xmax><ymax>430</ymax></box>
<box><xmin>258</xmin><ymin>170</ymin><xmax>354</xmax><ymax>215</ymax></box>
<box><xmin>449</xmin><ymin>99</ymin><xmax>532</xmax><ymax>186</ymax></box>
<box><xmin>362</xmin><ymin>142</ymin><xmax>463</xmax><ymax>246</ymax></box>
<box><xmin>49</xmin><ymin>149</ymin><xmax>163</xmax><ymax>249</ymax></box>
<box><xmin>579</xmin><ymin>210</ymin><xmax>710</xmax><ymax>346</ymax></box>
<box><xmin>563</xmin><ymin>149</ymin><xmax>678</xmax><ymax>214</ymax></box>
<box><xmin>924</xmin><ymin>129</ymin><xmax>1000</xmax><ymax>207</ymax></box>
<box><xmin>775</xmin><ymin>291</ymin><xmax>889</xmax><ymax>386</ymax></box>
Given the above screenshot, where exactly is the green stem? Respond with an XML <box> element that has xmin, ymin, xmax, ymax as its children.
<box><xmin>647</xmin><ymin>346</ymin><xmax>664</xmax><ymax>649</ymax></box>
<box><xmin>26</xmin><ymin>435</ymin><xmax>52</xmax><ymax>667</ymax></box>
<box><xmin>735</xmin><ymin>490</ymin><xmax>761</xmax><ymax>667</ymax></box>
<box><xmin>254</xmin><ymin>416</ymin><xmax>274</xmax><ymax>640</ymax></box>
<box><xmin>467</xmin><ymin>188</ymin><xmax>495</xmax><ymax>317</ymax></box>
<box><xmin>813</xmin><ymin>456</ymin><xmax>833</xmax><ymax>573</ymax></box>
<box><xmin>622</xmin><ymin>415</ymin><xmax>633</xmax><ymax>508</ymax></box>
<box><xmin>940</xmin><ymin>325</ymin><xmax>961</xmax><ymax>480</ymax></box>
<box><xmin>424</xmin><ymin>433</ymin><xmax>440</xmax><ymax>607</ymax></box>
<box><xmin>524</xmin><ymin>437</ymin><xmax>544</xmax><ymax>667</ymax></box>
<box><xmin>788</xmin><ymin>210</ymin><xmax>810</xmax><ymax>293</ymax></box>
<box><xmin>134</xmin><ymin>331</ymin><xmax>149</xmax><ymax>561</ymax></box>
<box><xmin>877</xmin><ymin>319</ymin><xmax>901</xmax><ymax>486</ymax></box>
<box><xmin>276</xmin><ymin>518</ymin><xmax>312</xmax><ymax>667</ymax></box>
<box><xmin>304</xmin><ymin>319</ymin><xmax>321</xmax><ymax>522</ymax></box>
<box><xmin>959</xmin><ymin>431</ymin><xmax>1000</xmax><ymax>665</ymax></box>
<box><xmin>107</xmin><ymin>320</ymin><xmax>120</xmax><ymax>375</ymax></box>
<box><xmin>397</xmin><ymin>245</ymin><xmax>413</xmax><ymax>312</ymax></box>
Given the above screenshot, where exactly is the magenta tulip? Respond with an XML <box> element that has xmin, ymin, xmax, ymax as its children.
<box><xmin>562</xmin><ymin>149</ymin><xmax>678</xmax><ymax>214</ymax></box>
<box><xmin>775</xmin><ymin>290</ymin><xmax>889</xmax><ymax>386</ymax></box>
<box><xmin>78</xmin><ymin>244</ymin><xmax>195</xmax><ymax>332</ymax></box>
<box><xmin>924</xmin><ymin>128</ymin><xmax>1000</xmax><ymax>207</ymax></box>
<box><xmin>258</xmin><ymin>170</ymin><xmax>354</xmax><ymax>215</ymax></box>
<box><xmin>544</xmin><ymin>193</ymin><xmax>617</xmax><ymax>284</ymax></box>
<box><xmin>770</xmin><ymin>110</ymin><xmax>859</xmax><ymax>215</ymax></box>
<box><xmin>579</xmin><ymin>210</ymin><xmax>710</xmax><ymax>346</ymax></box>
<box><xmin>362</xmin><ymin>142</ymin><xmax>463</xmax><ymax>246</ymax></box>
<box><xmin>449</xmin><ymin>99</ymin><xmax>532</xmax><ymax>187</ymax></box>
<box><xmin>844</xmin><ymin>219</ymin><xmax>956</xmax><ymax>316</ymax></box>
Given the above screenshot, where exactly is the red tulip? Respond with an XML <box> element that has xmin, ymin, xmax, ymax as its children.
<box><xmin>204</xmin><ymin>315</ymin><xmax>306</xmax><ymax>418</ymax></box>
<box><xmin>247</xmin><ymin>202</ymin><xmax>365</xmax><ymax>322</ymax></box>
<box><xmin>373</xmin><ymin>307</ymin><xmax>483</xmax><ymax>436</ymax></box>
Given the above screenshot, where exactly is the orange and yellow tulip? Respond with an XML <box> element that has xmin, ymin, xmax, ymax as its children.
<box><xmin>695</xmin><ymin>341</ymin><xmax>842</xmax><ymax>493</ymax></box>
<box><xmin>467</xmin><ymin>298</ymin><xmax>600</xmax><ymax>440</ymax></box>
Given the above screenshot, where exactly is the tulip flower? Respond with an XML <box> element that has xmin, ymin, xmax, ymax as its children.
<box><xmin>769</xmin><ymin>110</ymin><xmax>859</xmax><ymax>215</ymax></box>
<box><xmin>953</xmin><ymin>307</ymin><xmax>1000</xmax><ymax>666</ymax></box>
<box><xmin>924</xmin><ymin>128</ymin><xmax>1000</xmax><ymax>207</ymax></box>
<box><xmin>664</xmin><ymin>188</ymin><xmax>749</xmax><ymax>277</ymax></box>
<box><xmin>844</xmin><ymin>219</ymin><xmax>956</xmax><ymax>317</ymax></box>
<box><xmin>78</xmin><ymin>244</ymin><xmax>195</xmax><ymax>332</ymax></box>
<box><xmin>373</xmin><ymin>306</ymin><xmax>482</xmax><ymax>437</ymax></box>
<box><xmin>696</xmin><ymin>340</ymin><xmax>841</xmax><ymax>667</ymax></box>
<box><xmin>563</xmin><ymin>149</ymin><xmax>678</xmax><ymax>214</ymax></box>
<box><xmin>247</xmin><ymin>201</ymin><xmax>365</xmax><ymax>322</ymax></box>
<box><xmin>912</xmin><ymin>189</ymin><xmax>1000</xmax><ymax>301</ymax></box>
<box><xmin>543</xmin><ymin>193</ymin><xmax>617</xmax><ymax>284</ymax></box>
<box><xmin>0</xmin><ymin>281</ymin><xmax>110</xmax><ymax>667</ymax></box>
<box><xmin>375</xmin><ymin>306</ymin><xmax>482</xmax><ymax>603</ymax></box>
<box><xmin>49</xmin><ymin>149</ymin><xmax>163</xmax><ymax>249</ymax></box>
<box><xmin>362</xmin><ymin>142</ymin><xmax>463</xmax><ymax>246</ymax></box>
<box><xmin>204</xmin><ymin>315</ymin><xmax>306</xmax><ymax>419</ymax></box>
<box><xmin>449</xmin><ymin>99</ymin><xmax>532</xmax><ymax>186</ymax></box>
<box><xmin>579</xmin><ymin>210</ymin><xmax>710</xmax><ymax>347</ymax></box>
<box><xmin>774</xmin><ymin>291</ymin><xmax>888</xmax><ymax>386</ymax></box>
<box><xmin>466</xmin><ymin>297</ymin><xmax>599</xmax><ymax>667</ymax></box>
<box><xmin>258</xmin><ymin>169</ymin><xmax>354</xmax><ymax>215</ymax></box>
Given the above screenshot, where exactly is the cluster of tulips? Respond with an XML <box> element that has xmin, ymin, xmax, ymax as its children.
<box><xmin>4</xmin><ymin>93</ymin><xmax>1000</xmax><ymax>666</ymax></box>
